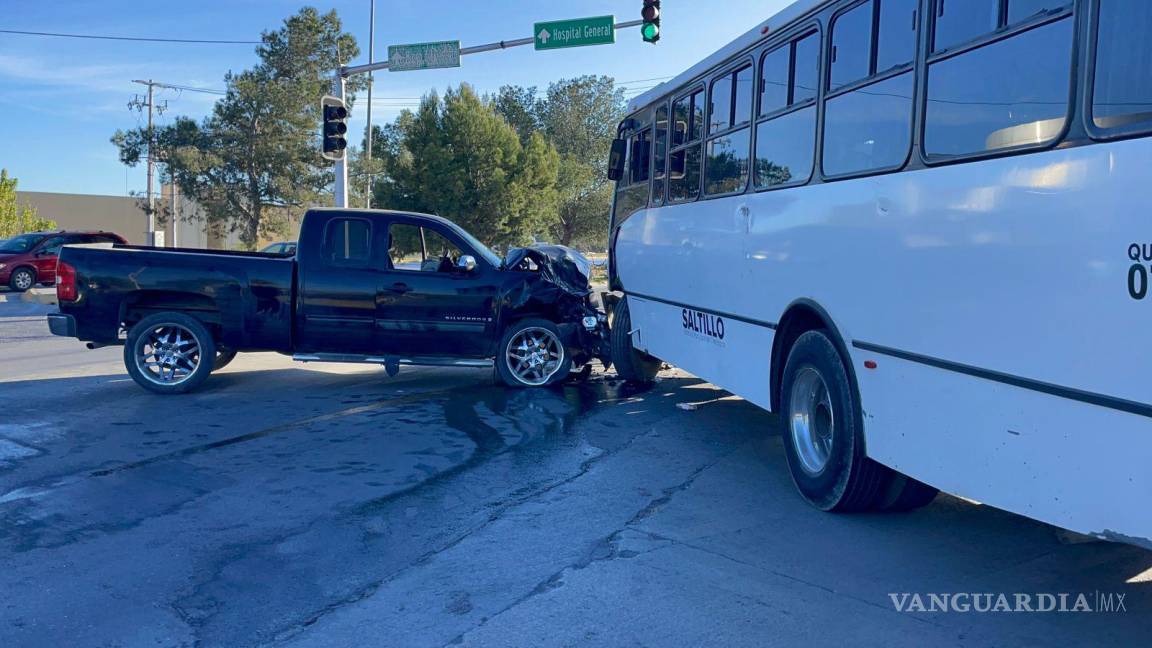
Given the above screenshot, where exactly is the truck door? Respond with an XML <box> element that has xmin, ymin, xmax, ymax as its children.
<box><xmin>375</xmin><ymin>219</ymin><xmax>497</xmax><ymax>358</ymax></box>
<box><xmin>295</xmin><ymin>215</ymin><xmax>382</xmax><ymax>354</ymax></box>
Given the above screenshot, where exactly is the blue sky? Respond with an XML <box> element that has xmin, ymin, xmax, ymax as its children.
<box><xmin>0</xmin><ymin>0</ymin><xmax>789</xmax><ymax>196</ymax></box>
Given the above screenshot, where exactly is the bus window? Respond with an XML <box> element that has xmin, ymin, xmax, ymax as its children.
<box><xmin>756</xmin><ymin>30</ymin><xmax>820</xmax><ymax>189</ymax></box>
<box><xmin>629</xmin><ymin>129</ymin><xmax>652</xmax><ymax>185</ymax></box>
<box><xmin>710</xmin><ymin>64</ymin><xmax>753</xmax><ymax>133</ymax></box>
<box><xmin>705</xmin><ymin>129</ymin><xmax>751</xmax><ymax>195</ymax></box>
<box><xmin>670</xmin><ymin>90</ymin><xmax>704</xmax><ymax>201</ymax></box>
<box><xmin>710</xmin><ymin>75</ymin><xmax>734</xmax><ymax>133</ymax></box>
<box><xmin>706</xmin><ymin>65</ymin><xmax>753</xmax><ymax>196</ymax></box>
<box><xmin>652</xmin><ymin>104</ymin><xmax>669</xmax><ymax>205</ymax></box>
<box><xmin>1008</xmin><ymin>0</ymin><xmax>1067</xmax><ymax>25</ymax></box>
<box><xmin>924</xmin><ymin>15</ymin><xmax>1072</xmax><ymax>157</ymax></box>
<box><xmin>933</xmin><ymin>0</ymin><xmax>999</xmax><ymax>52</ymax></box>
<box><xmin>792</xmin><ymin>31</ymin><xmax>820</xmax><ymax>103</ymax></box>
<box><xmin>823</xmin><ymin>73</ymin><xmax>913</xmax><ymax>176</ymax></box>
<box><xmin>760</xmin><ymin>44</ymin><xmax>790</xmax><ymax>115</ymax></box>
<box><xmin>756</xmin><ymin>108</ymin><xmax>816</xmax><ymax>189</ymax></box>
<box><xmin>1092</xmin><ymin>1</ymin><xmax>1152</xmax><ymax>132</ymax></box>
<box><xmin>876</xmin><ymin>0</ymin><xmax>919</xmax><ymax>74</ymax></box>
<box><xmin>823</xmin><ymin>1</ymin><xmax>915</xmax><ymax>177</ymax></box>
<box><xmin>830</xmin><ymin>1</ymin><xmax>873</xmax><ymax>89</ymax></box>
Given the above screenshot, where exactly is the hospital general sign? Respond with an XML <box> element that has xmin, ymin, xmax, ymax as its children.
<box><xmin>534</xmin><ymin>15</ymin><xmax>615</xmax><ymax>51</ymax></box>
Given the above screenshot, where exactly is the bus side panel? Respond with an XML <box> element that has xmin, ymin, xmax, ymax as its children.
<box><xmin>857</xmin><ymin>350</ymin><xmax>1151</xmax><ymax>546</ymax></box>
<box><xmin>617</xmin><ymin>196</ymin><xmax>778</xmax><ymax>411</ymax></box>
<box><xmin>615</xmin><ymin>140</ymin><xmax>1151</xmax><ymax>543</ymax></box>
<box><xmin>628</xmin><ymin>295</ymin><xmax>775</xmax><ymax>410</ymax></box>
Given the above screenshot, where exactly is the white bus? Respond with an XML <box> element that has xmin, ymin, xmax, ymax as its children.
<box><xmin>606</xmin><ymin>0</ymin><xmax>1151</xmax><ymax>546</ymax></box>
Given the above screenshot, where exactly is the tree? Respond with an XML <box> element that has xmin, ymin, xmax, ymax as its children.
<box><xmin>0</xmin><ymin>169</ymin><xmax>56</xmax><ymax>239</ymax></box>
<box><xmin>491</xmin><ymin>85</ymin><xmax>540</xmax><ymax>143</ymax></box>
<box><xmin>495</xmin><ymin>76</ymin><xmax>625</xmax><ymax>248</ymax></box>
<box><xmin>378</xmin><ymin>85</ymin><xmax>559</xmax><ymax>250</ymax></box>
<box><xmin>112</xmin><ymin>8</ymin><xmax>362</xmax><ymax>248</ymax></box>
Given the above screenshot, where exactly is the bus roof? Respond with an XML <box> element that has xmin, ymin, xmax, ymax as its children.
<box><xmin>627</xmin><ymin>0</ymin><xmax>827</xmax><ymax>114</ymax></box>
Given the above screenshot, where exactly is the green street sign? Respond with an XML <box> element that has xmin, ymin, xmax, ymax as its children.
<box><xmin>388</xmin><ymin>40</ymin><xmax>461</xmax><ymax>72</ymax></box>
<box><xmin>534</xmin><ymin>15</ymin><xmax>615</xmax><ymax>51</ymax></box>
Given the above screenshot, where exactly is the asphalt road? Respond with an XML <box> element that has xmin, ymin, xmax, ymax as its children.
<box><xmin>0</xmin><ymin>303</ymin><xmax>1149</xmax><ymax>647</ymax></box>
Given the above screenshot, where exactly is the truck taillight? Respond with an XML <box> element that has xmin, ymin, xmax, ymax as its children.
<box><xmin>56</xmin><ymin>261</ymin><xmax>78</xmax><ymax>302</ymax></box>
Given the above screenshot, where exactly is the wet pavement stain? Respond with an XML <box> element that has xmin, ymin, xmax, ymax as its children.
<box><xmin>166</xmin><ymin>377</ymin><xmax>678</xmax><ymax>646</ymax></box>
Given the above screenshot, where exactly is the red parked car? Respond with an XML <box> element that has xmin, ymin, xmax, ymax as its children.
<box><xmin>0</xmin><ymin>231</ymin><xmax>127</xmax><ymax>292</ymax></box>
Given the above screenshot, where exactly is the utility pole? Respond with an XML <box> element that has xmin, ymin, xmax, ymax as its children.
<box><xmin>365</xmin><ymin>0</ymin><xmax>375</xmax><ymax>209</ymax></box>
<box><xmin>130</xmin><ymin>79</ymin><xmax>167</xmax><ymax>246</ymax></box>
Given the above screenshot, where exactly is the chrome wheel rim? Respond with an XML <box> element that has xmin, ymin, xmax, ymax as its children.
<box><xmin>789</xmin><ymin>366</ymin><xmax>835</xmax><ymax>476</ymax></box>
<box><xmin>134</xmin><ymin>324</ymin><xmax>202</xmax><ymax>386</ymax></box>
<box><xmin>505</xmin><ymin>327</ymin><xmax>564</xmax><ymax>386</ymax></box>
<box><xmin>13</xmin><ymin>270</ymin><xmax>32</xmax><ymax>290</ymax></box>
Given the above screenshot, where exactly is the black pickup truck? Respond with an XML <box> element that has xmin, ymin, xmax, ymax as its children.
<box><xmin>48</xmin><ymin>209</ymin><xmax>611</xmax><ymax>393</ymax></box>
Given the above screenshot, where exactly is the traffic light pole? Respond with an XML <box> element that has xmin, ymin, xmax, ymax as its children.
<box><xmin>332</xmin><ymin>73</ymin><xmax>350</xmax><ymax>208</ymax></box>
<box><xmin>332</xmin><ymin>19</ymin><xmax>645</xmax><ymax>208</ymax></box>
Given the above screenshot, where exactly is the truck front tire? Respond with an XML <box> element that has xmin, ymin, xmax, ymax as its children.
<box><xmin>124</xmin><ymin>312</ymin><xmax>217</xmax><ymax>395</ymax></box>
<box><xmin>497</xmin><ymin>318</ymin><xmax>571</xmax><ymax>388</ymax></box>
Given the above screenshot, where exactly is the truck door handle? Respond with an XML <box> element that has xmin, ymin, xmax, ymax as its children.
<box><xmin>387</xmin><ymin>282</ymin><xmax>412</xmax><ymax>294</ymax></box>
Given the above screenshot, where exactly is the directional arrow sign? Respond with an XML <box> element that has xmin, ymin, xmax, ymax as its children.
<box><xmin>534</xmin><ymin>15</ymin><xmax>615</xmax><ymax>51</ymax></box>
<box><xmin>388</xmin><ymin>40</ymin><xmax>461</xmax><ymax>72</ymax></box>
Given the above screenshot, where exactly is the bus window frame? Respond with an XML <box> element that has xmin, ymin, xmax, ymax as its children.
<box><xmin>1082</xmin><ymin>0</ymin><xmax>1152</xmax><ymax>142</ymax></box>
<box><xmin>753</xmin><ymin>24</ymin><xmax>823</xmax><ymax>194</ymax></box>
<box><xmin>651</xmin><ymin>99</ymin><xmax>671</xmax><ymax>206</ymax></box>
<box><xmin>820</xmin><ymin>0</ymin><xmax>917</xmax><ymax>182</ymax></box>
<box><xmin>668</xmin><ymin>84</ymin><xmax>706</xmax><ymax>204</ymax></box>
<box><xmin>704</xmin><ymin>56</ymin><xmax>756</xmax><ymax>198</ymax></box>
<box><xmin>919</xmin><ymin>1</ymin><xmax>1077</xmax><ymax>166</ymax></box>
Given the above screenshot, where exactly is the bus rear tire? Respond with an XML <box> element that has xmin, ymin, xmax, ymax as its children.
<box><xmin>610</xmin><ymin>298</ymin><xmax>661</xmax><ymax>383</ymax></box>
<box><xmin>780</xmin><ymin>330</ymin><xmax>887</xmax><ymax>512</ymax></box>
<box><xmin>876</xmin><ymin>473</ymin><xmax>939</xmax><ymax>512</ymax></box>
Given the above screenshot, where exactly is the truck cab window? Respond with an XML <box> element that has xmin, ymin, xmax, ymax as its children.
<box><xmin>389</xmin><ymin>223</ymin><xmax>465</xmax><ymax>273</ymax></box>
<box><xmin>324</xmin><ymin>218</ymin><xmax>371</xmax><ymax>265</ymax></box>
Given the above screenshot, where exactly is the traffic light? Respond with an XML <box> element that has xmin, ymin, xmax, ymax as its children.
<box><xmin>641</xmin><ymin>0</ymin><xmax>660</xmax><ymax>44</ymax></box>
<box><xmin>321</xmin><ymin>95</ymin><xmax>348</xmax><ymax>161</ymax></box>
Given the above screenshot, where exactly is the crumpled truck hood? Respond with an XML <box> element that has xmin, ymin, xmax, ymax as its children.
<box><xmin>503</xmin><ymin>245</ymin><xmax>593</xmax><ymax>298</ymax></box>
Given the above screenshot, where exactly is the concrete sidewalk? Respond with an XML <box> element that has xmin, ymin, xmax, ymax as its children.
<box><xmin>0</xmin><ymin>287</ymin><xmax>56</xmax><ymax>306</ymax></box>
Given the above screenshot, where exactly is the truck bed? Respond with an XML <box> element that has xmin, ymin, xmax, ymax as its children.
<box><xmin>57</xmin><ymin>245</ymin><xmax>296</xmax><ymax>352</ymax></box>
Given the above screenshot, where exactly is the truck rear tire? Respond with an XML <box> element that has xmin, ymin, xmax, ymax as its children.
<box><xmin>610</xmin><ymin>298</ymin><xmax>661</xmax><ymax>383</ymax></box>
<box><xmin>124</xmin><ymin>312</ymin><xmax>217</xmax><ymax>395</ymax></box>
<box><xmin>780</xmin><ymin>330</ymin><xmax>888</xmax><ymax>512</ymax></box>
<box><xmin>496</xmin><ymin>318</ymin><xmax>571</xmax><ymax>388</ymax></box>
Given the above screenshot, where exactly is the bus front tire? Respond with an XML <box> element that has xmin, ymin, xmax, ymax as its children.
<box><xmin>610</xmin><ymin>299</ymin><xmax>661</xmax><ymax>383</ymax></box>
<box><xmin>780</xmin><ymin>330</ymin><xmax>888</xmax><ymax>512</ymax></box>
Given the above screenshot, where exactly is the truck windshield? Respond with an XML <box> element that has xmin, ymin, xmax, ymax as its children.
<box><xmin>449</xmin><ymin>224</ymin><xmax>503</xmax><ymax>268</ymax></box>
<box><xmin>0</xmin><ymin>234</ymin><xmax>45</xmax><ymax>253</ymax></box>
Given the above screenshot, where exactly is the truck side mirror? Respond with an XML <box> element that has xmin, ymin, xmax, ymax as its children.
<box><xmin>456</xmin><ymin>255</ymin><xmax>477</xmax><ymax>273</ymax></box>
<box><xmin>607</xmin><ymin>138</ymin><xmax>627</xmax><ymax>181</ymax></box>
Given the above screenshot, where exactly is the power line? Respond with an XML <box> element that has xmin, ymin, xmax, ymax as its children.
<box><xmin>0</xmin><ymin>28</ymin><xmax>258</xmax><ymax>44</ymax></box>
<box><xmin>158</xmin><ymin>83</ymin><xmax>227</xmax><ymax>96</ymax></box>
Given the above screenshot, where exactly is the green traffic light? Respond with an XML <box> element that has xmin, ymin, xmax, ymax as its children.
<box><xmin>641</xmin><ymin>22</ymin><xmax>660</xmax><ymax>42</ymax></box>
